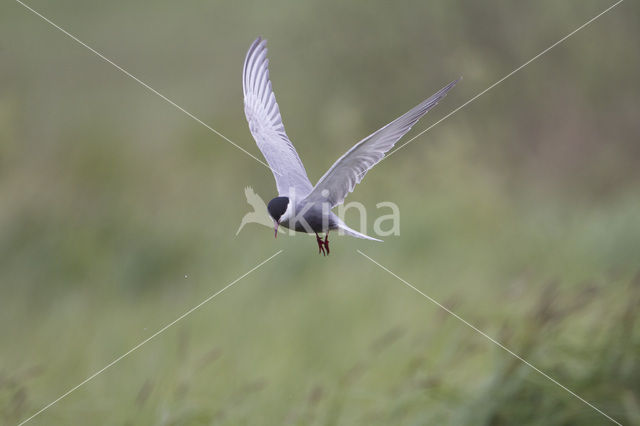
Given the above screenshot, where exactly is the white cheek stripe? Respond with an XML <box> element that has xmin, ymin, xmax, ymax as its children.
<box><xmin>280</xmin><ymin>200</ymin><xmax>293</xmax><ymax>222</ymax></box>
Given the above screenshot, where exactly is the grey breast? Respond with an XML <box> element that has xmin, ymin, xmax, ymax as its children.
<box><xmin>283</xmin><ymin>202</ymin><xmax>338</xmax><ymax>233</ymax></box>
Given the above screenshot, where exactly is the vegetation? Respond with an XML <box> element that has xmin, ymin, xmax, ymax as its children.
<box><xmin>1</xmin><ymin>0</ymin><xmax>638</xmax><ymax>424</ymax></box>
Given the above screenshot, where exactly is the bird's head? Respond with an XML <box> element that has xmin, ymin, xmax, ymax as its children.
<box><xmin>267</xmin><ymin>196</ymin><xmax>290</xmax><ymax>238</ymax></box>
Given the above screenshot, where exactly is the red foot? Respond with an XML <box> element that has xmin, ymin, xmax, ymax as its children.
<box><xmin>316</xmin><ymin>233</ymin><xmax>330</xmax><ymax>256</ymax></box>
<box><xmin>315</xmin><ymin>234</ymin><xmax>325</xmax><ymax>255</ymax></box>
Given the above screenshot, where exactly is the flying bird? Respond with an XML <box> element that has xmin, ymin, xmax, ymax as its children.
<box><xmin>243</xmin><ymin>37</ymin><xmax>458</xmax><ymax>255</ymax></box>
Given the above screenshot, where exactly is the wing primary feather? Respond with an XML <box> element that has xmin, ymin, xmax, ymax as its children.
<box><xmin>242</xmin><ymin>37</ymin><xmax>314</xmax><ymax>196</ymax></box>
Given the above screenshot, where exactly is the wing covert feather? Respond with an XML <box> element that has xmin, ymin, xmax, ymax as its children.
<box><xmin>303</xmin><ymin>79</ymin><xmax>459</xmax><ymax>207</ymax></box>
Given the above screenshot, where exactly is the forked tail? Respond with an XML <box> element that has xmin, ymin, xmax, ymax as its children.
<box><xmin>335</xmin><ymin>219</ymin><xmax>383</xmax><ymax>242</ymax></box>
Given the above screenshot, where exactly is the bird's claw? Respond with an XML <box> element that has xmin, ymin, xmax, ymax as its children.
<box><xmin>316</xmin><ymin>234</ymin><xmax>329</xmax><ymax>256</ymax></box>
<box><xmin>316</xmin><ymin>234</ymin><xmax>325</xmax><ymax>255</ymax></box>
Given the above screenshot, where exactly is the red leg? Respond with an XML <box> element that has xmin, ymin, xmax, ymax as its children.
<box><xmin>315</xmin><ymin>233</ymin><xmax>326</xmax><ymax>255</ymax></box>
<box><xmin>324</xmin><ymin>232</ymin><xmax>330</xmax><ymax>255</ymax></box>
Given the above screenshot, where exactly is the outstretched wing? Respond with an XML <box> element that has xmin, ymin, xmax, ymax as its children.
<box><xmin>303</xmin><ymin>79</ymin><xmax>459</xmax><ymax>207</ymax></box>
<box><xmin>243</xmin><ymin>37</ymin><xmax>313</xmax><ymax>197</ymax></box>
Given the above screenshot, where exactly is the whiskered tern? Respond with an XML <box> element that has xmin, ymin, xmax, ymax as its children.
<box><xmin>243</xmin><ymin>37</ymin><xmax>458</xmax><ymax>255</ymax></box>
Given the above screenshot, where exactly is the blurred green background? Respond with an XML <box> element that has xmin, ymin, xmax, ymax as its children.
<box><xmin>1</xmin><ymin>0</ymin><xmax>639</xmax><ymax>424</ymax></box>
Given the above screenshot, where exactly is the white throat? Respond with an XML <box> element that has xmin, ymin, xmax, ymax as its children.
<box><xmin>279</xmin><ymin>199</ymin><xmax>294</xmax><ymax>223</ymax></box>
